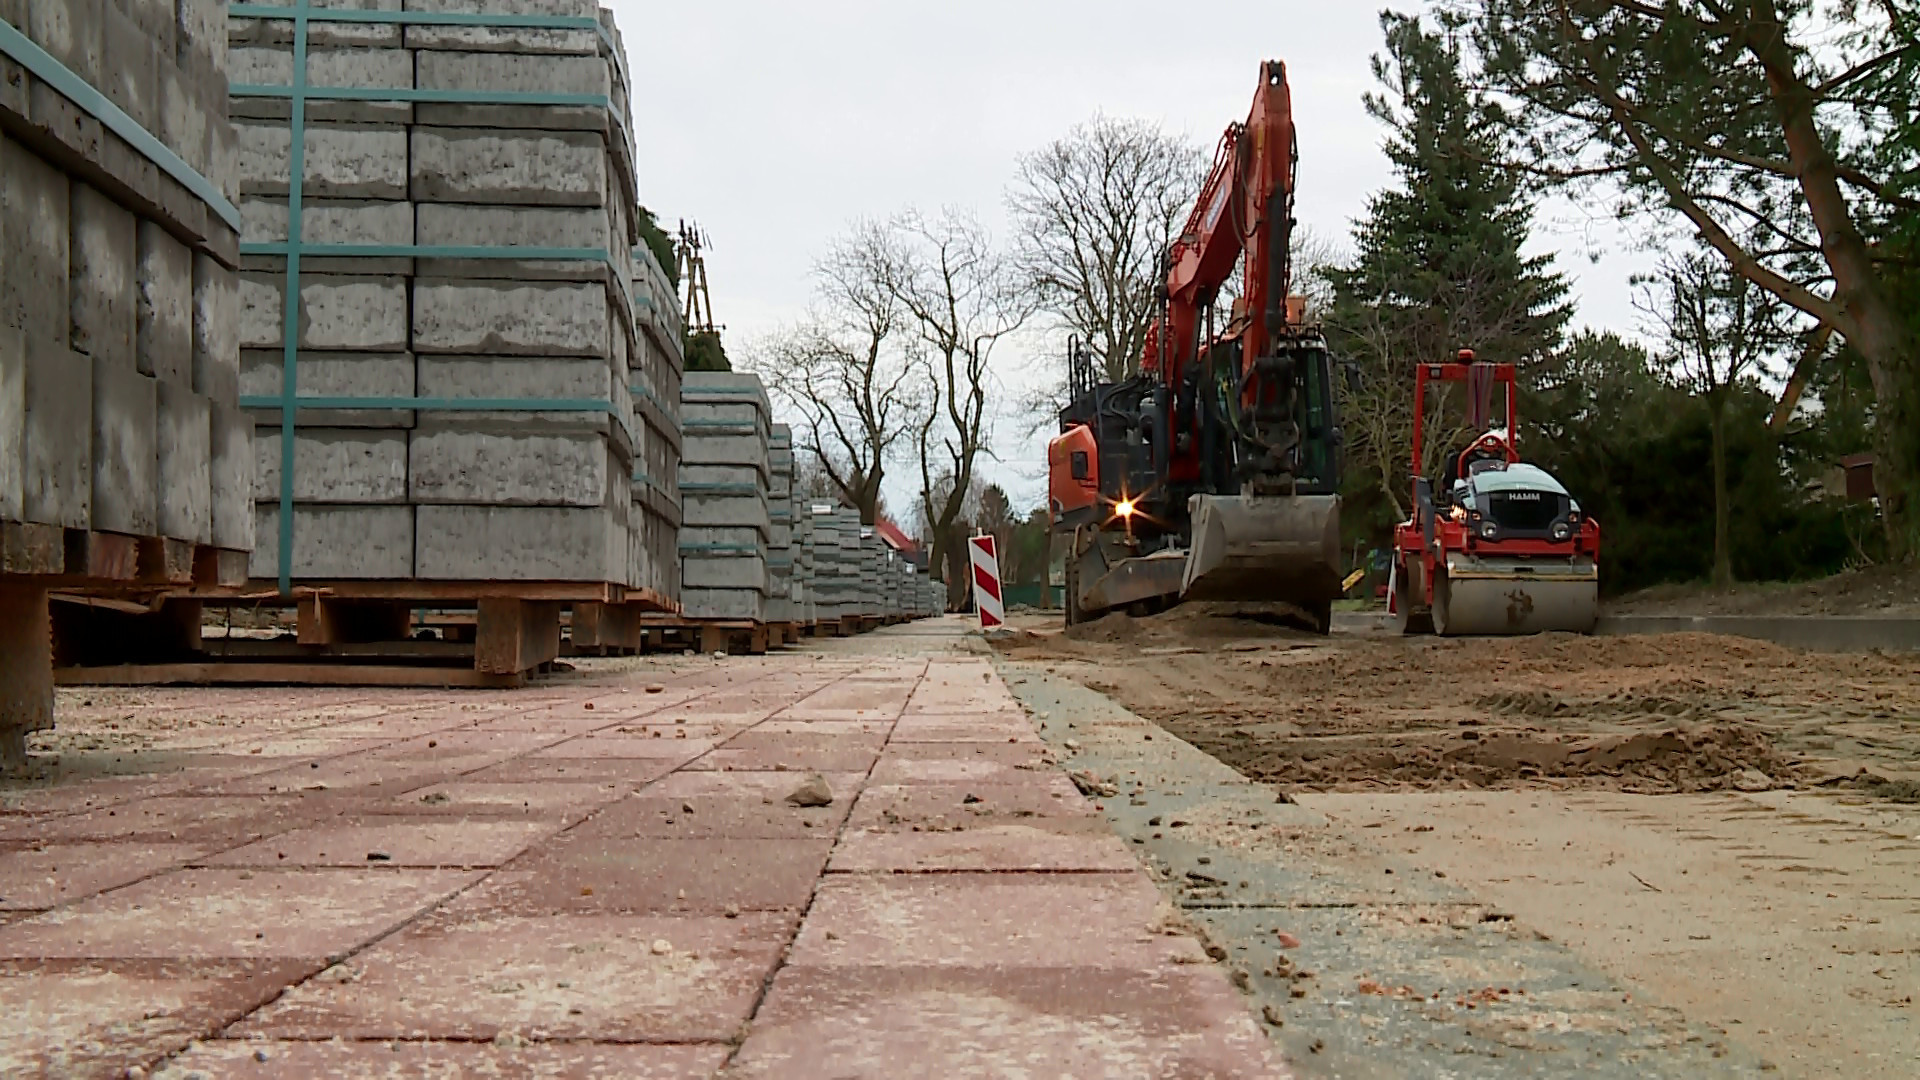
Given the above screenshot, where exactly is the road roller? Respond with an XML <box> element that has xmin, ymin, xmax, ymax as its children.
<box><xmin>1389</xmin><ymin>353</ymin><xmax>1600</xmax><ymax>636</ymax></box>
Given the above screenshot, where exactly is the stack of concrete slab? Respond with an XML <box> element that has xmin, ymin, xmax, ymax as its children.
<box><xmin>792</xmin><ymin>501</ymin><xmax>817</xmax><ymax>625</ymax></box>
<box><xmin>679</xmin><ymin>371</ymin><xmax>770</xmax><ymax>622</ymax></box>
<box><xmin>805</xmin><ymin>505</ymin><xmax>861</xmax><ymax>622</ymax></box>
<box><xmin>228</xmin><ymin>1</ymin><xmax>646</xmax><ymax>587</ymax></box>
<box><xmin>2</xmin><ymin>1</ymin><xmax>250</xmax><ymax>755</ymax></box>
<box><xmin>765</xmin><ymin>424</ymin><xmax>796</xmax><ymax>625</ymax></box>
<box><xmin>630</xmin><ymin>241</ymin><xmax>681</xmax><ymax>604</ymax></box>
<box><xmin>858</xmin><ymin>528</ymin><xmax>885</xmax><ymax>619</ymax></box>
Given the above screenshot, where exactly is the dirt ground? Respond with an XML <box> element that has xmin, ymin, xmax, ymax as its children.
<box><xmin>1608</xmin><ymin>563</ymin><xmax>1920</xmax><ymax>617</ymax></box>
<box><xmin>996</xmin><ymin>606</ymin><xmax>1920</xmax><ymax>1077</ymax></box>
<box><xmin>996</xmin><ymin>603</ymin><xmax>1920</xmax><ymax>795</ymax></box>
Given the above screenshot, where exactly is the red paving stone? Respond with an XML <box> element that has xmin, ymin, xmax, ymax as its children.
<box><xmin>0</xmin><ymin>959</ymin><xmax>314</xmax><ymax>1078</ymax></box>
<box><xmin>374</xmin><ymin>781</ymin><xmax>629</xmax><ymax>819</ymax></box>
<box><xmin>531</xmin><ymin>735</ymin><xmax>722</xmax><ymax>760</ymax></box>
<box><xmin>156</xmin><ymin>1041</ymin><xmax>730</xmax><ymax>1078</ymax></box>
<box><xmin>234</xmin><ymin>912</ymin><xmax>792</xmax><ymax>1043</ymax></box>
<box><xmin>728</xmin><ymin>966</ymin><xmax>1283</xmax><ymax>1079</ymax></box>
<box><xmin>0</xmin><ymin>868</ymin><xmax>479</xmax><ymax>960</ymax></box>
<box><xmin>792</xmin><ymin>873</ymin><xmax>1204</xmax><ymax>969</ymax></box>
<box><xmin>585</xmin><ymin>793</ymin><xmax>850</xmax><ymax>839</ymax></box>
<box><xmin>491</xmin><ymin>837</ymin><xmax>833</xmax><ymax>915</ymax></box>
<box><xmin>9</xmin><ymin>633</ymin><xmax>1283</xmax><ymax>1075</ymax></box>
<box><xmin>206</xmin><ymin>819</ymin><xmax>559</xmax><ymax>869</ymax></box>
<box><xmin>828</xmin><ymin>821</ymin><xmax>1141</xmax><ymax>874</ymax></box>
<box><xmin>0</xmin><ymin>842</ymin><xmax>203</xmax><ymax>910</ymax></box>
<box><xmin>848</xmin><ymin>778</ymin><xmax>1096</xmax><ymax>827</ymax></box>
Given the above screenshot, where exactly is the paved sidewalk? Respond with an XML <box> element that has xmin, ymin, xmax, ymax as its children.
<box><xmin>0</xmin><ymin>619</ymin><xmax>1281</xmax><ymax>1078</ymax></box>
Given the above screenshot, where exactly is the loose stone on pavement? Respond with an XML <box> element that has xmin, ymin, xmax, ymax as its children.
<box><xmin>0</xmin><ymin>618</ymin><xmax>1284</xmax><ymax>1077</ymax></box>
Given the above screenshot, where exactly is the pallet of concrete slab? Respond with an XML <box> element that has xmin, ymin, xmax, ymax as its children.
<box><xmin>1</xmin><ymin>2</ymin><xmax>253</xmax><ymax>763</ymax></box>
<box><xmin>216</xmin><ymin>5</ymin><xmax>668</xmax><ymax>648</ymax></box>
<box><xmin>634</xmin><ymin>614</ymin><xmax>772</xmax><ymax>657</ymax></box>
<box><xmin>54</xmin><ymin>578</ymin><xmax>676</xmax><ymax>688</ymax></box>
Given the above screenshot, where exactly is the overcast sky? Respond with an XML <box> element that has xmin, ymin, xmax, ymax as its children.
<box><xmin>612</xmin><ymin>0</ymin><xmax>1652</xmax><ymax>518</ymax></box>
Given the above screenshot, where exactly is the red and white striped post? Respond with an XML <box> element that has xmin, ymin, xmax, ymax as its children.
<box><xmin>968</xmin><ymin>534</ymin><xmax>1005</xmax><ymax>629</ymax></box>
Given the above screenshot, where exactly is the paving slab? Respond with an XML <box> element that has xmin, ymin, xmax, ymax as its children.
<box><xmin>234</xmin><ymin>912</ymin><xmax>793</xmax><ymax>1043</ymax></box>
<box><xmin>847</xmin><ymin>778</ymin><xmax>1098</xmax><ymax>827</ymax></box>
<box><xmin>0</xmin><ymin>868</ymin><xmax>479</xmax><ymax>960</ymax></box>
<box><xmin>687</xmin><ymin>732</ymin><xmax>883</xmax><ymax>774</ymax></box>
<box><xmin>461</xmin><ymin>758</ymin><xmax>686</xmax><ymax>785</ymax></box>
<box><xmin>828</xmin><ymin>821</ymin><xmax>1141</xmax><ymax>874</ymax></box>
<box><xmin>155</xmin><ymin>1040</ymin><xmax>730</xmax><ymax>1079</ymax></box>
<box><xmin>792</xmin><ymin>873</ymin><xmax>1203</xmax><ymax>970</ymax></box>
<box><xmin>205</xmin><ymin>818</ymin><xmax>560</xmax><ymax>869</ymax></box>
<box><xmin>533</xmin><ymin>735</ymin><xmax>722</xmax><ymax>760</ymax></box>
<box><xmin>374</xmin><ymin>781</ymin><xmax>630</xmax><ymax>820</ymax></box>
<box><xmin>729</xmin><ymin>965</ymin><xmax>1283</xmax><ymax>1080</ymax></box>
<box><xmin>17</xmin><ymin>794</ymin><xmax>349</xmax><ymax>846</ymax></box>
<box><xmin>0</xmin><ymin>842</ymin><xmax>204</xmax><ymax>911</ymax></box>
<box><xmin>492</xmin><ymin>837</ymin><xmax>833</xmax><ymax>915</ymax></box>
<box><xmin>0</xmin><ymin>959</ymin><xmax>314</xmax><ymax>1079</ymax></box>
<box><xmin>644</xmin><ymin>770</ymin><xmax>869</xmax><ymax>803</ymax></box>
<box><xmin>586</xmin><ymin>792</ymin><xmax>849</xmax><ymax>840</ymax></box>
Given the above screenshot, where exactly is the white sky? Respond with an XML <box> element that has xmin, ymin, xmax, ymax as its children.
<box><xmin>613</xmin><ymin>0</ymin><xmax>1654</xmax><ymax>516</ymax></box>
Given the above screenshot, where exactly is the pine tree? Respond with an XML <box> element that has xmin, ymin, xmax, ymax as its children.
<box><xmin>1328</xmin><ymin>11</ymin><xmax>1571</xmax><ymax>529</ymax></box>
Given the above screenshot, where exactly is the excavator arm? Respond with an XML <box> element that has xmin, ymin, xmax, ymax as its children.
<box><xmin>1149</xmin><ymin>60</ymin><xmax>1299</xmax><ymax>388</ymax></box>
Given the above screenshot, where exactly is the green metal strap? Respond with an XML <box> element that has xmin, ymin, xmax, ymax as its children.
<box><xmin>241</xmin><ymin>396</ymin><xmax>617</xmax><ymax>413</ymax></box>
<box><xmin>231</xmin><ymin>85</ymin><xmax>611</xmax><ymax>108</ymax></box>
<box><xmin>241</xmin><ymin>242</ymin><xmax>613</xmax><ymax>261</ymax></box>
<box><xmin>683</xmin><ymin>420</ymin><xmax>762</xmax><ymax>434</ymax></box>
<box><xmin>680</xmin><ymin>544</ymin><xmax>764</xmax><ymax>555</ymax></box>
<box><xmin>0</xmin><ymin>18</ymin><xmax>242</xmax><ymax>232</ymax></box>
<box><xmin>239</xmin><ymin>0</ymin><xmax>646</xmax><ymax>593</ymax></box>
<box><xmin>681</xmin><ymin>483</ymin><xmax>763</xmax><ymax>496</ymax></box>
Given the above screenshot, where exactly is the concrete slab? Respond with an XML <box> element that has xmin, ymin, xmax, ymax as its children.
<box><xmin>688</xmin><ymin>733</ymin><xmax>882</xmax><ymax>774</ymax></box>
<box><xmin>233</xmin><ymin>911</ymin><xmax>790</xmax><ymax>1043</ymax></box>
<box><xmin>0</xmin><ymin>868</ymin><xmax>478</xmax><ymax>959</ymax></box>
<box><xmin>531</xmin><ymin>735</ymin><xmax>720</xmax><ymax>760</ymax></box>
<box><xmin>374</xmin><ymin>781</ymin><xmax>627</xmax><ymax>820</ymax></box>
<box><xmin>206</xmin><ymin>818</ymin><xmax>558</xmax><ymax>869</ymax></box>
<box><xmin>461</xmin><ymin>759</ymin><xmax>682</xmax><ymax>786</ymax></box>
<box><xmin>847</xmin><ymin>778</ymin><xmax>1098</xmax><ymax>828</ymax></box>
<box><xmin>0</xmin><ymin>958</ymin><xmax>313</xmax><ymax>1079</ymax></box>
<box><xmin>154</xmin><ymin>1040</ymin><xmax>730</xmax><ymax>1079</ymax></box>
<box><xmin>492</xmin><ymin>837</ymin><xmax>833</xmax><ymax>915</ymax></box>
<box><xmin>828</xmin><ymin>821</ymin><xmax>1139</xmax><ymax>874</ymax></box>
<box><xmin>581</xmin><ymin>793</ymin><xmax>849</xmax><ymax>841</ymax></box>
<box><xmin>0</xmin><ymin>842</ymin><xmax>201</xmax><ymax>910</ymax></box>
<box><xmin>642</xmin><ymin>769</ymin><xmax>869</xmax><ymax>802</ymax></box>
<box><xmin>19</xmin><ymin>795</ymin><xmax>331</xmax><ymax>846</ymax></box>
<box><xmin>792</xmin><ymin>874</ymin><xmax>1204</xmax><ymax>970</ymax></box>
<box><xmin>729</xmin><ymin>966</ymin><xmax>1283</xmax><ymax>1080</ymax></box>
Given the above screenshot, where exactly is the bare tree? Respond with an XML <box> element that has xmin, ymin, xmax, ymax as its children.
<box><xmin>1009</xmin><ymin>115</ymin><xmax>1206</xmax><ymax>385</ymax></box>
<box><xmin>871</xmin><ymin>210</ymin><xmax>1033</xmax><ymax>608</ymax></box>
<box><xmin>1637</xmin><ymin>252</ymin><xmax>1795</xmax><ymax>588</ymax></box>
<box><xmin>750</xmin><ymin>222</ymin><xmax>925</xmax><ymax>526</ymax></box>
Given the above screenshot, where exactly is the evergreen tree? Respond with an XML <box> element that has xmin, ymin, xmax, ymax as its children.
<box><xmin>1328</xmin><ymin>10</ymin><xmax>1571</xmax><ymax>532</ymax></box>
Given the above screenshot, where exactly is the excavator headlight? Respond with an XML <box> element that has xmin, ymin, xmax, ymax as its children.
<box><xmin>1480</xmin><ymin>522</ymin><xmax>1499</xmax><ymax>540</ymax></box>
<box><xmin>1551</xmin><ymin>522</ymin><xmax>1572</xmax><ymax>542</ymax></box>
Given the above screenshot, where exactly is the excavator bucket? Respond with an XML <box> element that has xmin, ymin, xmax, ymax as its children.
<box><xmin>1435</xmin><ymin>554</ymin><xmax>1598</xmax><ymax>636</ymax></box>
<box><xmin>1181</xmin><ymin>494</ymin><xmax>1342</xmax><ymax>612</ymax></box>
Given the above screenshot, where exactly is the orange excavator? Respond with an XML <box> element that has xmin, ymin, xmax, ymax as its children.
<box><xmin>1048</xmin><ymin>61</ymin><xmax>1344</xmax><ymax>629</ymax></box>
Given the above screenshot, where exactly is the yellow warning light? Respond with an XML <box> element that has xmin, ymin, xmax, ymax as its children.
<box><xmin>1115</xmin><ymin>499</ymin><xmax>1137</xmax><ymax>519</ymax></box>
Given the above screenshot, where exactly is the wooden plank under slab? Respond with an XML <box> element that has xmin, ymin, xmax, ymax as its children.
<box><xmin>55</xmin><ymin>664</ymin><xmax>527</xmax><ymax>689</ymax></box>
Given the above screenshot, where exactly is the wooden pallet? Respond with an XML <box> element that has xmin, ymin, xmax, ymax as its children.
<box><xmin>56</xmin><ymin>662</ymin><xmax>531</xmax><ymax>689</ymax></box>
<box><xmin>52</xmin><ymin>581</ymin><xmax>675</xmax><ymax>686</ymax></box>
<box><xmin>638</xmin><ymin>616</ymin><xmax>770</xmax><ymax>656</ymax></box>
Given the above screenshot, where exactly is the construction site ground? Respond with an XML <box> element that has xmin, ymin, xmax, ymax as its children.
<box><xmin>993</xmin><ymin>605</ymin><xmax>1920</xmax><ymax>1078</ymax></box>
<box><xmin>7</xmin><ymin>608</ymin><xmax>1916</xmax><ymax>1077</ymax></box>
